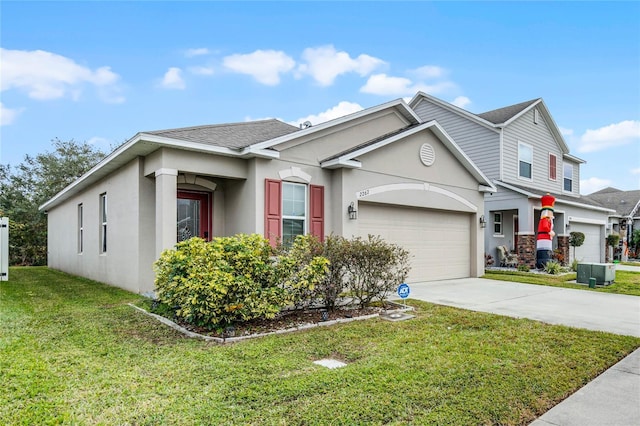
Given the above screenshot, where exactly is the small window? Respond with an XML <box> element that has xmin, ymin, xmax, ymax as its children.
<box><xmin>78</xmin><ymin>204</ymin><xmax>83</xmax><ymax>253</ymax></box>
<box><xmin>282</xmin><ymin>182</ymin><xmax>306</xmax><ymax>246</ymax></box>
<box><xmin>518</xmin><ymin>142</ymin><xmax>533</xmax><ymax>179</ymax></box>
<box><xmin>99</xmin><ymin>193</ymin><xmax>107</xmax><ymax>253</ymax></box>
<box><xmin>534</xmin><ymin>109</ymin><xmax>539</xmax><ymax>124</ymax></box>
<box><xmin>563</xmin><ymin>163</ymin><xmax>573</xmax><ymax>192</ymax></box>
<box><xmin>494</xmin><ymin>212</ymin><xmax>503</xmax><ymax>235</ymax></box>
<box><xmin>549</xmin><ymin>153</ymin><xmax>557</xmax><ymax>181</ymax></box>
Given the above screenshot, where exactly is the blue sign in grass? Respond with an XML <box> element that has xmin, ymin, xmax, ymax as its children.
<box><xmin>397</xmin><ymin>283</ymin><xmax>410</xmax><ymax>299</ymax></box>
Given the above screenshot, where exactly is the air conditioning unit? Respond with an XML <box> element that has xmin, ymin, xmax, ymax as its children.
<box><xmin>577</xmin><ymin>263</ymin><xmax>615</xmax><ymax>286</ymax></box>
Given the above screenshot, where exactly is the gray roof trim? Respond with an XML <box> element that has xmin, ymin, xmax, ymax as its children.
<box><xmin>563</xmin><ymin>153</ymin><xmax>586</xmax><ymax>164</ymax></box>
<box><xmin>321</xmin><ymin>120</ymin><xmax>496</xmax><ymax>192</ymax></box>
<box><xmin>495</xmin><ymin>181</ymin><xmax>615</xmax><ymax>213</ymax></box>
<box><xmin>249</xmin><ymin>99</ymin><xmax>421</xmax><ymax>151</ymax></box>
<box><xmin>408</xmin><ymin>91</ymin><xmax>500</xmax><ymax>132</ymax></box>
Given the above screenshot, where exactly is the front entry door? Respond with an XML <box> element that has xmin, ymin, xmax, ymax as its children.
<box><xmin>177</xmin><ymin>191</ymin><xmax>211</xmax><ymax>242</ymax></box>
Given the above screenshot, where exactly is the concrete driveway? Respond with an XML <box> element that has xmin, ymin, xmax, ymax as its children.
<box><xmin>407</xmin><ymin>278</ymin><xmax>640</xmax><ymax>337</ymax></box>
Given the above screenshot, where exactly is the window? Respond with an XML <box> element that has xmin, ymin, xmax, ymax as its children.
<box><xmin>549</xmin><ymin>153</ymin><xmax>557</xmax><ymax>181</ymax></box>
<box><xmin>493</xmin><ymin>212</ymin><xmax>503</xmax><ymax>235</ymax></box>
<box><xmin>563</xmin><ymin>163</ymin><xmax>573</xmax><ymax>192</ymax></box>
<box><xmin>518</xmin><ymin>142</ymin><xmax>533</xmax><ymax>179</ymax></box>
<box><xmin>78</xmin><ymin>204</ymin><xmax>83</xmax><ymax>253</ymax></box>
<box><xmin>282</xmin><ymin>182</ymin><xmax>306</xmax><ymax>246</ymax></box>
<box><xmin>534</xmin><ymin>109</ymin><xmax>539</xmax><ymax>124</ymax></box>
<box><xmin>99</xmin><ymin>193</ymin><xmax>107</xmax><ymax>253</ymax></box>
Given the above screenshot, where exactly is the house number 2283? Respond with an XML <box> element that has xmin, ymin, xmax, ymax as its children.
<box><xmin>358</xmin><ymin>189</ymin><xmax>370</xmax><ymax>198</ymax></box>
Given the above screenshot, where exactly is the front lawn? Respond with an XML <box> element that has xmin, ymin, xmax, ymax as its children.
<box><xmin>2</xmin><ymin>267</ymin><xmax>639</xmax><ymax>425</ymax></box>
<box><xmin>483</xmin><ymin>269</ymin><xmax>640</xmax><ymax>296</ymax></box>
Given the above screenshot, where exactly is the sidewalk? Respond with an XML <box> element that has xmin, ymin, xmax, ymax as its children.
<box><xmin>406</xmin><ymin>276</ymin><xmax>640</xmax><ymax>425</ymax></box>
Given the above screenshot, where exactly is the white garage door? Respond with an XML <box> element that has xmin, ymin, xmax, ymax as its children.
<box><xmin>358</xmin><ymin>203</ymin><xmax>471</xmax><ymax>282</ymax></box>
<box><xmin>570</xmin><ymin>223</ymin><xmax>602</xmax><ymax>263</ymax></box>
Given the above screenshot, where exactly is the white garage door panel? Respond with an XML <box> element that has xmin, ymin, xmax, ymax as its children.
<box><xmin>571</xmin><ymin>223</ymin><xmax>602</xmax><ymax>263</ymax></box>
<box><xmin>358</xmin><ymin>204</ymin><xmax>470</xmax><ymax>282</ymax></box>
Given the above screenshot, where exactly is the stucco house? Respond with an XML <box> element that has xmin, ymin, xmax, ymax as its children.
<box><xmin>40</xmin><ymin>99</ymin><xmax>495</xmax><ymax>294</ymax></box>
<box><xmin>583</xmin><ymin>187</ymin><xmax>640</xmax><ymax>260</ymax></box>
<box><xmin>409</xmin><ymin>92</ymin><xmax>614</xmax><ymax>267</ymax></box>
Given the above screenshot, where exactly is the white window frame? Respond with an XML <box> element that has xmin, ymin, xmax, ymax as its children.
<box><xmin>493</xmin><ymin>212</ymin><xmax>503</xmax><ymax>236</ymax></box>
<box><xmin>78</xmin><ymin>203</ymin><xmax>83</xmax><ymax>254</ymax></box>
<box><xmin>563</xmin><ymin>163</ymin><xmax>574</xmax><ymax>193</ymax></box>
<box><xmin>99</xmin><ymin>193</ymin><xmax>107</xmax><ymax>253</ymax></box>
<box><xmin>518</xmin><ymin>142</ymin><xmax>533</xmax><ymax>180</ymax></box>
<box><xmin>548</xmin><ymin>153</ymin><xmax>557</xmax><ymax>181</ymax></box>
<box><xmin>281</xmin><ymin>182</ymin><xmax>307</xmax><ymax>245</ymax></box>
<box><xmin>534</xmin><ymin>109</ymin><xmax>539</xmax><ymax>124</ymax></box>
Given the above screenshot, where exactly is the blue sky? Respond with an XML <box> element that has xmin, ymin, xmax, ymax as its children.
<box><xmin>1</xmin><ymin>1</ymin><xmax>639</xmax><ymax>194</ymax></box>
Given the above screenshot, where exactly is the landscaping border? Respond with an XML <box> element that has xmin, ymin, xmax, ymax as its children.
<box><xmin>128</xmin><ymin>302</ymin><xmax>414</xmax><ymax>344</ymax></box>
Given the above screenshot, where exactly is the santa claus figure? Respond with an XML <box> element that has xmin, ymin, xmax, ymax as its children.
<box><xmin>536</xmin><ymin>193</ymin><xmax>556</xmax><ymax>268</ymax></box>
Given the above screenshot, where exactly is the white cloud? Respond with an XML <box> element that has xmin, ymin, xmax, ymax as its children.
<box><xmin>0</xmin><ymin>48</ymin><xmax>124</xmax><ymax>102</ymax></box>
<box><xmin>296</xmin><ymin>45</ymin><xmax>385</xmax><ymax>86</ymax></box>
<box><xmin>160</xmin><ymin>67</ymin><xmax>186</xmax><ymax>89</ymax></box>
<box><xmin>631</xmin><ymin>168</ymin><xmax>640</xmax><ymax>175</ymax></box>
<box><xmin>185</xmin><ymin>48</ymin><xmax>210</xmax><ymax>57</ymax></box>
<box><xmin>578</xmin><ymin>120</ymin><xmax>640</xmax><ymax>153</ymax></box>
<box><xmin>188</xmin><ymin>66</ymin><xmax>215</xmax><ymax>76</ymax></box>
<box><xmin>0</xmin><ymin>102</ymin><xmax>23</xmax><ymax>126</ymax></box>
<box><xmin>411</xmin><ymin>65</ymin><xmax>446</xmax><ymax>79</ymax></box>
<box><xmin>559</xmin><ymin>127</ymin><xmax>574</xmax><ymax>137</ymax></box>
<box><xmin>580</xmin><ymin>177</ymin><xmax>613</xmax><ymax>195</ymax></box>
<box><xmin>223</xmin><ymin>50</ymin><xmax>295</xmax><ymax>85</ymax></box>
<box><xmin>451</xmin><ymin>96</ymin><xmax>471</xmax><ymax>109</ymax></box>
<box><xmin>360</xmin><ymin>73</ymin><xmax>456</xmax><ymax>97</ymax></box>
<box><xmin>288</xmin><ymin>101</ymin><xmax>364</xmax><ymax>127</ymax></box>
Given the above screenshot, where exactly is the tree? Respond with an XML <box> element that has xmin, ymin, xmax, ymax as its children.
<box><xmin>0</xmin><ymin>139</ymin><xmax>105</xmax><ymax>265</ymax></box>
<box><xmin>569</xmin><ymin>231</ymin><xmax>585</xmax><ymax>261</ymax></box>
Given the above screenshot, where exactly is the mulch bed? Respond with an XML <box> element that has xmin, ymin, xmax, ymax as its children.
<box><xmin>172</xmin><ymin>303</ymin><xmax>395</xmax><ymax>339</ymax></box>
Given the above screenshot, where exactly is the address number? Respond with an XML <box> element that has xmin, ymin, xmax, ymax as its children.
<box><xmin>358</xmin><ymin>189</ymin><xmax>370</xmax><ymax>197</ymax></box>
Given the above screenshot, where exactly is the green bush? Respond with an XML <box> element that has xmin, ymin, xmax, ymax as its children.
<box><xmin>345</xmin><ymin>235</ymin><xmax>411</xmax><ymax>308</ymax></box>
<box><xmin>571</xmin><ymin>258</ymin><xmax>579</xmax><ymax>272</ymax></box>
<box><xmin>544</xmin><ymin>261</ymin><xmax>562</xmax><ymax>275</ymax></box>
<box><xmin>517</xmin><ymin>264</ymin><xmax>530</xmax><ymax>272</ymax></box>
<box><xmin>154</xmin><ymin>234</ymin><xmax>328</xmax><ymax>328</ymax></box>
<box><xmin>315</xmin><ymin>235</ymin><xmax>351</xmax><ymax>310</ymax></box>
<box><xmin>606</xmin><ymin>234</ymin><xmax>620</xmax><ymax>247</ymax></box>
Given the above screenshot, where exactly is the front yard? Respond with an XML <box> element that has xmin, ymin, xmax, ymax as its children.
<box><xmin>2</xmin><ymin>267</ymin><xmax>639</xmax><ymax>425</ymax></box>
<box><xmin>483</xmin><ymin>269</ymin><xmax>640</xmax><ymax>296</ymax></box>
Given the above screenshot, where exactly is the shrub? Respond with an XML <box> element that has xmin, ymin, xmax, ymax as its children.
<box><xmin>154</xmin><ymin>234</ymin><xmax>328</xmax><ymax>328</ymax></box>
<box><xmin>544</xmin><ymin>260</ymin><xmax>562</xmax><ymax>275</ymax></box>
<box><xmin>517</xmin><ymin>264</ymin><xmax>530</xmax><ymax>272</ymax></box>
<box><xmin>552</xmin><ymin>249</ymin><xmax>565</xmax><ymax>265</ymax></box>
<box><xmin>344</xmin><ymin>235</ymin><xmax>411</xmax><ymax>308</ymax></box>
<box><xmin>484</xmin><ymin>253</ymin><xmax>495</xmax><ymax>267</ymax></box>
<box><xmin>316</xmin><ymin>235</ymin><xmax>351</xmax><ymax>310</ymax></box>
<box><xmin>606</xmin><ymin>234</ymin><xmax>620</xmax><ymax>247</ymax></box>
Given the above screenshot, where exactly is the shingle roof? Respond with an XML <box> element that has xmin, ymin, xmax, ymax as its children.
<box><xmin>496</xmin><ymin>181</ymin><xmax>610</xmax><ymax>210</ymax></box>
<box><xmin>476</xmin><ymin>99</ymin><xmax>540</xmax><ymax>124</ymax></box>
<box><xmin>320</xmin><ymin>124</ymin><xmax>421</xmax><ymax>162</ymax></box>
<box><xmin>144</xmin><ymin>119</ymin><xmax>300</xmax><ymax>150</ymax></box>
<box><xmin>583</xmin><ymin>189</ymin><xmax>640</xmax><ymax>217</ymax></box>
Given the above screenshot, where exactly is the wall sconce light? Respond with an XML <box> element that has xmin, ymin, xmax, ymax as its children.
<box><xmin>348</xmin><ymin>202</ymin><xmax>358</xmax><ymax>220</ymax></box>
<box><xmin>566</xmin><ymin>222</ymin><xmax>571</xmax><ymax>230</ymax></box>
<box><xmin>479</xmin><ymin>215</ymin><xmax>487</xmax><ymax>228</ymax></box>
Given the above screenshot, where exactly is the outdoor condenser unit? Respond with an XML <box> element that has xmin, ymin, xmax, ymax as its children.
<box><xmin>577</xmin><ymin>263</ymin><xmax>615</xmax><ymax>286</ymax></box>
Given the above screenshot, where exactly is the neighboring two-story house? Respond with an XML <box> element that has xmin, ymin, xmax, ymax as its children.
<box><xmin>410</xmin><ymin>92</ymin><xmax>614</xmax><ymax>267</ymax></box>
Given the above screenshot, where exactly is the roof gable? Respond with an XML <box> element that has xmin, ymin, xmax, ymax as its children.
<box><xmin>583</xmin><ymin>189</ymin><xmax>640</xmax><ymax>217</ymax></box>
<box><xmin>476</xmin><ymin>99</ymin><xmax>540</xmax><ymax>124</ymax></box>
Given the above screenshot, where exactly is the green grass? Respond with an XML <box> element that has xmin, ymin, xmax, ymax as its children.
<box><xmin>483</xmin><ymin>269</ymin><xmax>640</xmax><ymax>296</ymax></box>
<box><xmin>2</xmin><ymin>267</ymin><xmax>639</xmax><ymax>425</ymax></box>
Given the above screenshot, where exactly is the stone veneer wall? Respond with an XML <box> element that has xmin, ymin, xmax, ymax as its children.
<box><xmin>517</xmin><ymin>234</ymin><xmax>536</xmax><ymax>269</ymax></box>
<box><xmin>557</xmin><ymin>236</ymin><xmax>569</xmax><ymax>266</ymax></box>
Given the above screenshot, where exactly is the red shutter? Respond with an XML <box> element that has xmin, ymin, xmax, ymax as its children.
<box><xmin>309</xmin><ymin>185</ymin><xmax>324</xmax><ymax>242</ymax></box>
<box><xmin>549</xmin><ymin>154</ymin><xmax>557</xmax><ymax>180</ymax></box>
<box><xmin>264</xmin><ymin>179</ymin><xmax>282</xmax><ymax>247</ymax></box>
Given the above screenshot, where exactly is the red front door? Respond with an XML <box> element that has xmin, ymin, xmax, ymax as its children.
<box><xmin>177</xmin><ymin>191</ymin><xmax>211</xmax><ymax>242</ymax></box>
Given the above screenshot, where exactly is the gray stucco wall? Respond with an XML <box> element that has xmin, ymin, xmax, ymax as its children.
<box><xmin>47</xmin><ymin>158</ymin><xmax>147</xmax><ymax>293</ymax></box>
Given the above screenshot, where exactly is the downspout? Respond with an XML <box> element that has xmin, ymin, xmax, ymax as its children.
<box><xmin>498</xmin><ymin>126</ymin><xmax>504</xmax><ymax>181</ymax></box>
